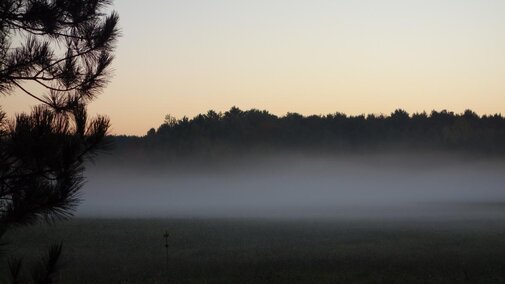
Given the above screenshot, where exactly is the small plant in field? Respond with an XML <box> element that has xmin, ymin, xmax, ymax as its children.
<box><xmin>164</xmin><ymin>231</ymin><xmax>170</xmax><ymax>281</ymax></box>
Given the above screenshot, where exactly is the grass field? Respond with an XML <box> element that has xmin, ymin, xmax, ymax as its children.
<box><xmin>4</xmin><ymin>218</ymin><xmax>505</xmax><ymax>283</ymax></box>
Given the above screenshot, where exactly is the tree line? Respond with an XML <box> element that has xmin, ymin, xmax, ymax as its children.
<box><xmin>112</xmin><ymin>107</ymin><xmax>505</xmax><ymax>160</ymax></box>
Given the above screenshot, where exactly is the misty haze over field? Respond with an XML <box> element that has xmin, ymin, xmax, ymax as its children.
<box><xmin>78</xmin><ymin>153</ymin><xmax>505</xmax><ymax>220</ymax></box>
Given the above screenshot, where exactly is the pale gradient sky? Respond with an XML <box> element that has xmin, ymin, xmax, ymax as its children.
<box><xmin>3</xmin><ymin>0</ymin><xmax>505</xmax><ymax>135</ymax></box>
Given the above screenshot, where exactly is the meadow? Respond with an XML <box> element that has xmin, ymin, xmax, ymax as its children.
<box><xmin>4</xmin><ymin>217</ymin><xmax>505</xmax><ymax>283</ymax></box>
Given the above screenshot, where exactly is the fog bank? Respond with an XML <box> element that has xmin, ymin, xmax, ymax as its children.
<box><xmin>79</xmin><ymin>154</ymin><xmax>505</xmax><ymax>220</ymax></box>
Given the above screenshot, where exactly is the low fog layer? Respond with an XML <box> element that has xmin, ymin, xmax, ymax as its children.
<box><xmin>79</xmin><ymin>154</ymin><xmax>505</xmax><ymax>220</ymax></box>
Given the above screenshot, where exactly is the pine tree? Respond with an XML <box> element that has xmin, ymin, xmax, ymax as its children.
<box><xmin>0</xmin><ymin>1</ymin><xmax>119</xmax><ymax>281</ymax></box>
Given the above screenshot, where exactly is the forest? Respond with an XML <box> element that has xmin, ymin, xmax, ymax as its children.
<box><xmin>112</xmin><ymin>107</ymin><xmax>505</xmax><ymax>160</ymax></box>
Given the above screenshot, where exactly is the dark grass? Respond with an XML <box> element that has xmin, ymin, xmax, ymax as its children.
<box><xmin>3</xmin><ymin>218</ymin><xmax>505</xmax><ymax>283</ymax></box>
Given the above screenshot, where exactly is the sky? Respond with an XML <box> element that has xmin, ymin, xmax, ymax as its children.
<box><xmin>3</xmin><ymin>0</ymin><xmax>505</xmax><ymax>135</ymax></box>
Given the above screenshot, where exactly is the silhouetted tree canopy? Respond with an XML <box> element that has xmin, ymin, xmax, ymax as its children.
<box><xmin>114</xmin><ymin>107</ymin><xmax>505</xmax><ymax>161</ymax></box>
<box><xmin>1</xmin><ymin>0</ymin><xmax>119</xmax><ymax>281</ymax></box>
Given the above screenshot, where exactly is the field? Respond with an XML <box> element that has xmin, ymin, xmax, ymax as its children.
<box><xmin>3</xmin><ymin>218</ymin><xmax>505</xmax><ymax>283</ymax></box>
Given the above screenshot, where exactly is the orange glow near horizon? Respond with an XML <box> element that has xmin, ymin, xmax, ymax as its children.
<box><xmin>2</xmin><ymin>0</ymin><xmax>505</xmax><ymax>135</ymax></box>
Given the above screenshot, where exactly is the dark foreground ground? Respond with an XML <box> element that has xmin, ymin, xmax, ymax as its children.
<box><xmin>4</xmin><ymin>218</ymin><xmax>505</xmax><ymax>283</ymax></box>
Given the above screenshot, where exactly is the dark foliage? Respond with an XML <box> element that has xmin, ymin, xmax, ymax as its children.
<box><xmin>7</xmin><ymin>258</ymin><xmax>23</xmax><ymax>284</ymax></box>
<box><xmin>118</xmin><ymin>107</ymin><xmax>505</xmax><ymax>160</ymax></box>
<box><xmin>31</xmin><ymin>243</ymin><xmax>63</xmax><ymax>284</ymax></box>
<box><xmin>0</xmin><ymin>106</ymin><xmax>110</xmax><ymax>228</ymax></box>
<box><xmin>0</xmin><ymin>0</ymin><xmax>119</xmax><ymax>109</ymax></box>
<box><xmin>1</xmin><ymin>0</ymin><xmax>119</xmax><ymax>282</ymax></box>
